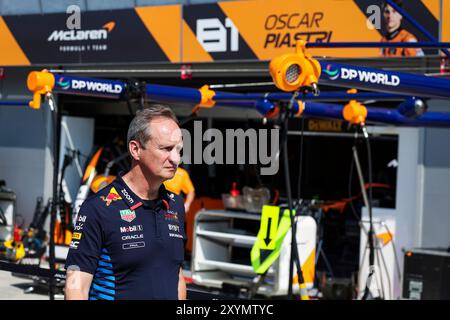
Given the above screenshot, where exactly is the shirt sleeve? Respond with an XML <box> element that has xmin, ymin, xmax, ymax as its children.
<box><xmin>65</xmin><ymin>201</ymin><xmax>103</xmax><ymax>275</ymax></box>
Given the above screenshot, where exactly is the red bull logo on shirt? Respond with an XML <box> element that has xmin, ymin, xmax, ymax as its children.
<box><xmin>100</xmin><ymin>187</ymin><xmax>122</xmax><ymax>206</ymax></box>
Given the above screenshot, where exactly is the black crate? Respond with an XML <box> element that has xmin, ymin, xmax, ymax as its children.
<box><xmin>402</xmin><ymin>248</ymin><xmax>450</xmax><ymax>300</ymax></box>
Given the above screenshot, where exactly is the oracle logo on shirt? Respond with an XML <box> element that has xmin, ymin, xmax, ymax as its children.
<box><xmin>121</xmin><ymin>234</ymin><xmax>144</xmax><ymax>241</ymax></box>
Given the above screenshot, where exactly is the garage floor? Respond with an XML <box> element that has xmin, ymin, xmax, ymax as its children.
<box><xmin>0</xmin><ymin>271</ymin><xmax>63</xmax><ymax>300</ymax></box>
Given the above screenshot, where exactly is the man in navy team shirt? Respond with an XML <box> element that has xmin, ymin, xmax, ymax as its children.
<box><xmin>65</xmin><ymin>105</ymin><xmax>187</xmax><ymax>300</ymax></box>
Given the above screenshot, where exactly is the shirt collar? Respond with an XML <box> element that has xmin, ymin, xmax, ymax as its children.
<box><xmin>385</xmin><ymin>27</ymin><xmax>402</xmax><ymax>40</ymax></box>
<box><xmin>114</xmin><ymin>171</ymin><xmax>169</xmax><ymax>210</ymax></box>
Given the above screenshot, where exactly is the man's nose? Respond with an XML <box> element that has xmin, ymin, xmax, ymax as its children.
<box><xmin>169</xmin><ymin>149</ymin><xmax>180</xmax><ymax>166</ymax></box>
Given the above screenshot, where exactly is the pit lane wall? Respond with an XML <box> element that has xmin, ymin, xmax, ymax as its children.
<box><xmin>0</xmin><ymin>0</ymin><xmax>445</xmax><ymax>66</ymax></box>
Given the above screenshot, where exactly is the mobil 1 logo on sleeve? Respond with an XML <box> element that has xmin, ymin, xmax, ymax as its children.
<box><xmin>183</xmin><ymin>3</ymin><xmax>256</xmax><ymax>60</ymax></box>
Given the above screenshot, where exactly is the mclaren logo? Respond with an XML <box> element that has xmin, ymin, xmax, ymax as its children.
<box><xmin>48</xmin><ymin>21</ymin><xmax>115</xmax><ymax>42</ymax></box>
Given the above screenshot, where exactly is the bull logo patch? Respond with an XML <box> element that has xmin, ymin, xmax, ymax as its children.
<box><xmin>100</xmin><ymin>187</ymin><xmax>122</xmax><ymax>206</ymax></box>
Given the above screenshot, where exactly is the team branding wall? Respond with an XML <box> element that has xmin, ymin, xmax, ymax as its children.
<box><xmin>1</xmin><ymin>9</ymin><xmax>170</xmax><ymax>64</ymax></box>
<box><xmin>0</xmin><ymin>0</ymin><xmax>444</xmax><ymax>66</ymax></box>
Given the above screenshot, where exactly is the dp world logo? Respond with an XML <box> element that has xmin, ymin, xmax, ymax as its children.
<box><xmin>56</xmin><ymin>77</ymin><xmax>70</xmax><ymax>90</ymax></box>
<box><xmin>323</xmin><ymin>64</ymin><xmax>340</xmax><ymax>80</ymax></box>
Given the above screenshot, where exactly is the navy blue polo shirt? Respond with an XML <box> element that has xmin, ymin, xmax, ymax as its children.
<box><xmin>65</xmin><ymin>173</ymin><xmax>186</xmax><ymax>300</ymax></box>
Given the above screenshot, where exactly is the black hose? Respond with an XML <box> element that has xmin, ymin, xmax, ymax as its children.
<box><xmin>281</xmin><ymin>93</ymin><xmax>306</xmax><ymax>299</ymax></box>
<box><xmin>361</xmin><ymin>126</ymin><xmax>376</xmax><ymax>300</ymax></box>
<box><xmin>179</xmin><ymin>112</ymin><xmax>198</xmax><ymax>127</ymax></box>
<box><xmin>296</xmin><ymin>117</ymin><xmax>305</xmax><ymax>202</ymax></box>
<box><xmin>126</xmin><ymin>99</ymin><xmax>134</xmax><ymax>116</ymax></box>
<box><xmin>48</xmin><ymin>95</ymin><xmax>59</xmax><ymax>300</ymax></box>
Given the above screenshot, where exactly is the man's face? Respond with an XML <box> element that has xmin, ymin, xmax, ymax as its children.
<box><xmin>139</xmin><ymin>117</ymin><xmax>183</xmax><ymax>181</ymax></box>
<box><xmin>383</xmin><ymin>4</ymin><xmax>402</xmax><ymax>31</ymax></box>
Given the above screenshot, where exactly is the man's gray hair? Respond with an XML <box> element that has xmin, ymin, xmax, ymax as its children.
<box><xmin>127</xmin><ymin>104</ymin><xmax>178</xmax><ymax>148</ymax></box>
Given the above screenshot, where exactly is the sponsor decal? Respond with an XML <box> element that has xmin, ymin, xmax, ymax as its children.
<box><xmin>326</xmin><ymin>65</ymin><xmax>401</xmax><ymax>87</ymax></box>
<box><xmin>308</xmin><ymin>119</ymin><xmax>342</xmax><ymax>132</ymax></box>
<box><xmin>3</xmin><ymin>9</ymin><xmax>170</xmax><ymax>64</ymax></box>
<box><xmin>120</xmin><ymin>225</ymin><xmax>143</xmax><ymax>233</ymax></box>
<box><xmin>169</xmin><ymin>233</ymin><xmax>183</xmax><ymax>239</ymax></box>
<box><xmin>100</xmin><ymin>187</ymin><xmax>122</xmax><ymax>206</ymax></box>
<box><xmin>63</xmin><ymin>79</ymin><xmax>123</xmax><ymax>94</ymax></box>
<box><xmin>72</xmin><ymin>232</ymin><xmax>82</xmax><ymax>240</ymax></box>
<box><xmin>196</xmin><ymin>18</ymin><xmax>239</xmax><ymax>53</ymax></box>
<box><xmin>323</xmin><ymin>65</ymin><xmax>340</xmax><ymax>80</ymax></box>
<box><xmin>168</xmin><ymin>193</ymin><xmax>176</xmax><ymax>202</ymax></box>
<box><xmin>47</xmin><ymin>21</ymin><xmax>115</xmax><ymax>42</ymax></box>
<box><xmin>20</xmin><ymin>258</ymin><xmax>40</xmax><ymax>265</ymax></box>
<box><xmin>73</xmin><ymin>215</ymin><xmax>86</xmax><ymax>232</ymax></box>
<box><xmin>121</xmin><ymin>234</ymin><xmax>144</xmax><ymax>241</ymax></box>
<box><xmin>120</xmin><ymin>209</ymin><xmax>136</xmax><ymax>223</ymax></box>
<box><xmin>56</xmin><ymin>77</ymin><xmax>71</xmax><ymax>90</ymax></box>
<box><xmin>122</xmin><ymin>241</ymin><xmax>145</xmax><ymax>250</ymax></box>
<box><xmin>120</xmin><ymin>188</ymin><xmax>134</xmax><ymax>204</ymax></box>
<box><xmin>70</xmin><ymin>240</ymin><xmax>80</xmax><ymax>249</ymax></box>
<box><xmin>164</xmin><ymin>211</ymin><xmax>179</xmax><ymax>221</ymax></box>
<box><xmin>262</xmin><ymin>13</ymin><xmax>332</xmax><ymax>49</ymax></box>
<box><xmin>168</xmin><ymin>224</ymin><xmax>180</xmax><ymax>233</ymax></box>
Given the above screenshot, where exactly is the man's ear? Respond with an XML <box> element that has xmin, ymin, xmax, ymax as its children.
<box><xmin>129</xmin><ymin>140</ymin><xmax>140</xmax><ymax>161</ymax></box>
